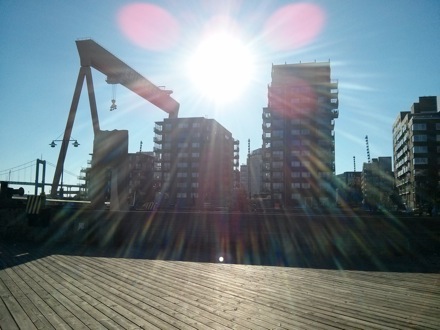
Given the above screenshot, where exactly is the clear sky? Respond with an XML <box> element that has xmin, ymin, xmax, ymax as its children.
<box><xmin>1</xmin><ymin>0</ymin><xmax>439</xmax><ymax>191</ymax></box>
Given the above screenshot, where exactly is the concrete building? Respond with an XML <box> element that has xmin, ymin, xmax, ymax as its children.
<box><xmin>261</xmin><ymin>62</ymin><xmax>339</xmax><ymax>208</ymax></box>
<box><xmin>239</xmin><ymin>164</ymin><xmax>249</xmax><ymax>193</ymax></box>
<box><xmin>335</xmin><ymin>171</ymin><xmax>362</xmax><ymax>207</ymax></box>
<box><xmin>127</xmin><ymin>152</ymin><xmax>155</xmax><ymax>208</ymax></box>
<box><xmin>393</xmin><ymin>96</ymin><xmax>440</xmax><ymax>211</ymax></box>
<box><xmin>361</xmin><ymin>157</ymin><xmax>394</xmax><ymax>210</ymax></box>
<box><xmin>154</xmin><ymin>117</ymin><xmax>237</xmax><ymax>209</ymax></box>
<box><xmin>248</xmin><ymin>148</ymin><xmax>263</xmax><ymax>197</ymax></box>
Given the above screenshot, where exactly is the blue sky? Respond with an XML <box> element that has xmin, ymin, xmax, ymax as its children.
<box><xmin>1</xmin><ymin>0</ymin><xmax>439</xmax><ymax>191</ymax></box>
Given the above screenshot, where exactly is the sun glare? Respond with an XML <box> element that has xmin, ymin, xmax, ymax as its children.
<box><xmin>186</xmin><ymin>33</ymin><xmax>255</xmax><ymax>103</ymax></box>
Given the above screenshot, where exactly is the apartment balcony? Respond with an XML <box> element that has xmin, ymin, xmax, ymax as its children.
<box><xmin>262</xmin><ymin>123</ymin><xmax>271</xmax><ymax>132</ymax></box>
<box><xmin>329</xmin><ymin>79</ymin><xmax>338</xmax><ymax>89</ymax></box>
<box><xmin>331</xmin><ymin>109</ymin><xmax>339</xmax><ymax>118</ymax></box>
<box><xmin>154</xmin><ymin>124</ymin><xmax>162</xmax><ymax>134</ymax></box>
<box><xmin>153</xmin><ymin>136</ymin><xmax>162</xmax><ymax>144</ymax></box>
<box><xmin>153</xmin><ymin>146</ymin><xmax>162</xmax><ymax>153</ymax></box>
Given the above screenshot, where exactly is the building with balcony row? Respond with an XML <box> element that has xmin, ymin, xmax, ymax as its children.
<box><xmin>261</xmin><ymin>62</ymin><xmax>339</xmax><ymax>208</ymax></box>
<box><xmin>153</xmin><ymin>117</ymin><xmax>238</xmax><ymax>209</ymax></box>
<box><xmin>393</xmin><ymin>96</ymin><xmax>440</xmax><ymax>211</ymax></box>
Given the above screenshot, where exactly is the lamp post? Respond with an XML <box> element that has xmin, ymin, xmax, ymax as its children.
<box><xmin>49</xmin><ymin>139</ymin><xmax>79</xmax><ymax>196</ymax></box>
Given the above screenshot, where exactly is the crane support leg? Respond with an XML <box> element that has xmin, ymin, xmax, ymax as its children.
<box><xmin>51</xmin><ymin>66</ymin><xmax>100</xmax><ymax>197</ymax></box>
<box><xmin>85</xmin><ymin>67</ymin><xmax>100</xmax><ymax>135</ymax></box>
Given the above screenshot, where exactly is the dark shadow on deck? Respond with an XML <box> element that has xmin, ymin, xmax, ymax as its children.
<box><xmin>1</xmin><ymin>208</ymin><xmax>439</xmax><ymax>273</ymax></box>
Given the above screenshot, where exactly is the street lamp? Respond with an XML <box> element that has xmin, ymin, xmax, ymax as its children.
<box><xmin>49</xmin><ymin>139</ymin><xmax>80</xmax><ymax>196</ymax></box>
<box><xmin>50</xmin><ymin>139</ymin><xmax>80</xmax><ymax>148</ymax></box>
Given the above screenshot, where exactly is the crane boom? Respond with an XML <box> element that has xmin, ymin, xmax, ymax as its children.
<box><xmin>50</xmin><ymin>39</ymin><xmax>179</xmax><ymax>197</ymax></box>
<box><xmin>76</xmin><ymin>39</ymin><xmax>179</xmax><ymax>118</ymax></box>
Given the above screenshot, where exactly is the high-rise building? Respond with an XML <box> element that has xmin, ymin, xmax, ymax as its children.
<box><xmin>154</xmin><ymin>117</ymin><xmax>237</xmax><ymax>209</ymax></box>
<box><xmin>393</xmin><ymin>96</ymin><xmax>440</xmax><ymax>211</ymax></box>
<box><xmin>262</xmin><ymin>62</ymin><xmax>339</xmax><ymax>208</ymax></box>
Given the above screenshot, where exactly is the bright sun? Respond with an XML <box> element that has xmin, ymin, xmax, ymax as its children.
<box><xmin>186</xmin><ymin>33</ymin><xmax>255</xmax><ymax>103</ymax></box>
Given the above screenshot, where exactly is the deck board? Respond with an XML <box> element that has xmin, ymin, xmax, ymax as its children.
<box><xmin>1</xmin><ymin>242</ymin><xmax>439</xmax><ymax>329</ymax></box>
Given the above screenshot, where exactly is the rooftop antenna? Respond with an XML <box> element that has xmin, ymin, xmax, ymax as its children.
<box><xmin>139</xmin><ymin>141</ymin><xmax>143</xmax><ymax>153</ymax></box>
<box><xmin>353</xmin><ymin>156</ymin><xmax>356</xmax><ymax>172</ymax></box>
<box><xmin>365</xmin><ymin>135</ymin><xmax>371</xmax><ymax>163</ymax></box>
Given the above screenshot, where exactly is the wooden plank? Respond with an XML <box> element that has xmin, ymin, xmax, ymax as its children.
<box><xmin>0</xmin><ymin>269</ymin><xmax>55</xmax><ymax>330</ymax></box>
<box><xmin>0</xmin><ymin>285</ymin><xmax>19</xmax><ymax>330</ymax></box>
<box><xmin>2</xmin><ymin>266</ymin><xmax>72</xmax><ymax>330</ymax></box>
<box><xmin>0</xmin><ymin>278</ymin><xmax>37</xmax><ymax>329</ymax></box>
<box><xmin>5</xmin><ymin>260</ymin><xmax>88</xmax><ymax>329</ymax></box>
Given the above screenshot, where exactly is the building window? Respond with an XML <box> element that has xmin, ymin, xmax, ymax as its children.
<box><xmin>177</xmin><ymin>162</ymin><xmax>188</xmax><ymax>168</ymax></box>
<box><xmin>273</xmin><ymin>130</ymin><xmax>283</xmax><ymax>138</ymax></box>
<box><xmin>273</xmin><ymin>151</ymin><xmax>283</xmax><ymax>159</ymax></box>
<box><xmin>291</xmin><ymin>161</ymin><xmax>300</xmax><ymax>167</ymax></box>
<box><xmin>412</xmin><ymin>123</ymin><xmax>426</xmax><ymax>130</ymax></box>
<box><xmin>301</xmin><ymin>183</ymin><xmax>311</xmax><ymax>189</ymax></box>
<box><xmin>192</xmin><ymin>152</ymin><xmax>200</xmax><ymax>158</ymax></box>
<box><xmin>291</xmin><ymin>172</ymin><xmax>300</xmax><ymax>178</ymax></box>
<box><xmin>291</xmin><ymin>182</ymin><xmax>300</xmax><ymax>188</ymax></box>
<box><xmin>192</xmin><ymin>122</ymin><xmax>201</xmax><ymax>128</ymax></box>
<box><xmin>412</xmin><ymin>135</ymin><xmax>427</xmax><ymax>142</ymax></box>
<box><xmin>273</xmin><ymin>161</ymin><xmax>283</xmax><ymax>169</ymax></box>
<box><xmin>177</xmin><ymin>182</ymin><xmax>187</xmax><ymax>188</ymax></box>
<box><xmin>191</xmin><ymin>182</ymin><xmax>199</xmax><ymax>188</ymax></box>
<box><xmin>291</xmin><ymin>193</ymin><xmax>301</xmax><ymax>200</ymax></box>
<box><xmin>436</xmin><ymin>123</ymin><xmax>440</xmax><ymax>130</ymax></box>
<box><xmin>178</xmin><ymin>122</ymin><xmax>189</xmax><ymax>129</ymax></box>
<box><xmin>273</xmin><ymin>183</ymin><xmax>283</xmax><ymax>191</ymax></box>
<box><xmin>177</xmin><ymin>172</ymin><xmax>188</xmax><ymax>178</ymax></box>
<box><xmin>192</xmin><ymin>142</ymin><xmax>200</xmax><ymax>148</ymax></box>
<box><xmin>273</xmin><ymin>171</ymin><xmax>283</xmax><ymax>179</ymax></box>
<box><xmin>178</xmin><ymin>142</ymin><xmax>188</xmax><ymax>148</ymax></box>
<box><xmin>413</xmin><ymin>146</ymin><xmax>428</xmax><ymax>153</ymax></box>
<box><xmin>177</xmin><ymin>192</ymin><xmax>187</xmax><ymax>198</ymax></box>
<box><xmin>301</xmin><ymin>172</ymin><xmax>311</xmax><ymax>178</ymax></box>
<box><xmin>192</xmin><ymin>173</ymin><xmax>199</xmax><ymax>178</ymax></box>
<box><xmin>291</xmin><ymin>129</ymin><xmax>300</xmax><ymax>135</ymax></box>
<box><xmin>413</xmin><ymin>158</ymin><xmax>428</xmax><ymax>165</ymax></box>
<box><xmin>300</xmin><ymin>129</ymin><xmax>310</xmax><ymax>135</ymax></box>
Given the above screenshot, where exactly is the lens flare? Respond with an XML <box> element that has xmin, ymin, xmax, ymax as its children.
<box><xmin>118</xmin><ymin>3</ymin><xmax>180</xmax><ymax>51</ymax></box>
<box><xmin>263</xmin><ymin>3</ymin><xmax>325</xmax><ymax>51</ymax></box>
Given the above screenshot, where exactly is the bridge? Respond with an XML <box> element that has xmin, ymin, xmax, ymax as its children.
<box><xmin>0</xmin><ymin>159</ymin><xmax>84</xmax><ymax>196</ymax></box>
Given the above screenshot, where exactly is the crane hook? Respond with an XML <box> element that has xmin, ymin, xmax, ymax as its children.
<box><xmin>110</xmin><ymin>84</ymin><xmax>117</xmax><ymax>111</ymax></box>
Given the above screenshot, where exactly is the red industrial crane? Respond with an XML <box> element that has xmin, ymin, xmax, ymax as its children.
<box><xmin>50</xmin><ymin>39</ymin><xmax>179</xmax><ymax>197</ymax></box>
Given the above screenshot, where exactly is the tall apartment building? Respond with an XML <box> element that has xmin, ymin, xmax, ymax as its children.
<box><xmin>393</xmin><ymin>96</ymin><xmax>440</xmax><ymax>211</ymax></box>
<box><xmin>262</xmin><ymin>62</ymin><xmax>339</xmax><ymax>208</ymax></box>
<box><xmin>154</xmin><ymin>117</ymin><xmax>237</xmax><ymax>209</ymax></box>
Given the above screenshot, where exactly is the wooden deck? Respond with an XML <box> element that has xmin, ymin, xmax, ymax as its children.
<box><xmin>1</xmin><ymin>242</ymin><xmax>439</xmax><ymax>329</ymax></box>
